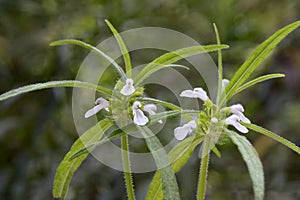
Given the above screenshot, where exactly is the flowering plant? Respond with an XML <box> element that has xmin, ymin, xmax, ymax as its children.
<box><xmin>0</xmin><ymin>20</ymin><xmax>300</xmax><ymax>200</ymax></box>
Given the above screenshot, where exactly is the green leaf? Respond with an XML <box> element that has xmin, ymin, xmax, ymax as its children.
<box><xmin>50</xmin><ymin>39</ymin><xmax>127</xmax><ymax>80</ymax></box>
<box><xmin>53</xmin><ymin>119</ymin><xmax>113</xmax><ymax>198</ymax></box>
<box><xmin>138</xmin><ymin>126</ymin><xmax>180</xmax><ymax>200</ymax></box>
<box><xmin>235</xmin><ymin>73</ymin><xmax>285</xmax><ymax>95</ymax></box>
<box><xmin>0</xmin><ymin>80</ymin><xmax>112</xmax><ymax>102</ymax></box>
<box><xmin>212</xmin><ymin>146</ymin><xmax>221</xmax><ymax>158</ymax></box>
<box><xmin>146</xmin><ymin>136</ymin><xmax>203</xmax><ymax>200</ymax></box>
<box><xmin>69</xmin><ymin>109</ymin><xmax>200</xmax><ymax>160</ymax></box>
<box><xmin>134</xmin><ymin>44</ymin><xmax>229</xmax><ymax>85</ymax></box>
<box><xmin>164</xmin><ymin>64</ymin><xmax>190</xmax><ymax>70</ymax></box>
<box><xmin>242</xmin><ymin>122</ymin><xmax>300</xmax><ymax>155</ymax></box>
<box><xmin>227</xmin><ymin>130</ymin><xmax>264</xmax><ymax>200</ymax></box>
<box><xmin>224</xmin><ymin>20</ymin><xmax>300</xmax><ymax>102</ymax></box>
<box><xmin>213</xmin><ymin>23</ymin><xmax>224</xmax><ymax>106</ymax></box>
<box><xmin>105</xmin><ymin>20</ymin><xmax>132</xmax><ymax>78</ymax></box>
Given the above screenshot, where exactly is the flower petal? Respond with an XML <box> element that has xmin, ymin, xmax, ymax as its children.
<box><xmin>231</xmin><ymin>104</ymin><xmax>244</xmax><ymax>113</ymax></box>
<box><xmin>85</xmin><ymin>104</ymin><xmax>105</xmax><ymax>118</ymax></box>
<box><xmin>143</xmin><ymin>104</ymin><xmax>157</xmax><ymax>116</ymax></box>
<box><xmin>193</xmin><ymin>87</ymin><xmax>208</xmax><ymax>101</ymax></box>
<box><xmin>230</xmin><ymin>104</ymin><xmax>250</xmax><ymax>123</ymax></box>
<box><xmin>235</xmin><ymin>111</ymin><xmax>251</xmax><ymax>124</ymax></box>
<box><xmin>95</xmin><ymin>97</ymin><xmax>108</xmax><ymax>105</ymax></box>
<box><xmin>232</xmin><ymin>122</ymin><xmax>249</xmax><ymax>133</ymax></box>
<box><xmin>174</xmin><ymin>126</ymin><xmax>191</xmax><ymax>140</ymax></box>
<box><xmin>174</xmin><ymin>120</ymin><xmax>196</xmax><ymax>140</ymax></box>
<box><xmin>180</xmin><ymin>89</ymin><xmax>198</xmax><ymax>98</ymax></box>
<box><xmin>133</xmin><ymin>109</ymin><xmax>149</xmax><ymax>126</ymax></box>
<box><xmin>120</xmin><ymin>78</ymin><xmax>135</xmax><ymax>96</ymax></box>
<box><xmin>222</xmin><ymin>79</ymin><xmax>229</xmax><ymax>91</ymax></box>
<box><xmin>186</xmin><ymin>120</ymin><xmax>197</xmax><ymax>129</ymax></box>
<box><xmin>211</xmin><ymin>117</ymin><xmax>218</xmax><ymax>124</ymax></box>
<box><xmin>132</xmin><ymin>101</ymin><xmax>141</xmax><ymax>110</ymax></box>
<box><xmin>225</xmin><ymin>115</ymin><xmax>249</xmax><ymax>133</ymax></box>
<box><xmin>225</xmin><ymin>114</ymin><xmax>239</xmax><ymax>124</ymax></box>
<box><xmin>85</xmin><ymin>97</ymin><xmax>110</xmax><ymax>118</ymax></box>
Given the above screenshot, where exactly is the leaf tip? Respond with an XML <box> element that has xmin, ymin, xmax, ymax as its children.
<box><xmin>104</xmin><ymin>19</ymin><xmax>113</xmax><ymax>28</ymax></box>
<box><xmin>49</xmin><ymin>41</ymin><xmax>59</xmax><ymax>46</ymax></box>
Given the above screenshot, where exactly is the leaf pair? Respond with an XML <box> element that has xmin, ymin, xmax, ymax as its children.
<box><xmin>52</xmin><ymin>118</ymin><xmax>113</xmax><ymax>198</ymax></box>
<box><xmin>68</xmin><ymin>109</ymin><xmax>200</xmax><ymax>160</ymax></box>
<box><xmin>226</xmin><ymin>121</ymin><xmax>300</xmax><ymax>200</ymax></box>
<box><xmin>221</xmin><ymin>20</ymin><xmax>300</xmax><ymax>104</ymax></box>
<box><xmin>0</xmin><ymin>80</ymin><xmax>112</xmax><ymax>102</ymax></box>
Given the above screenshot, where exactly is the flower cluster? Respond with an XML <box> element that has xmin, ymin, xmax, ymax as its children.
<box><xmin>85</xmin><ymin>78</ymin><xmax>161</xmax><ymax>126</ymax></box>
<box><xmin>174</xmin><ymin>81</ymin><xmax>251</xmax><ymax>141</ymax></box>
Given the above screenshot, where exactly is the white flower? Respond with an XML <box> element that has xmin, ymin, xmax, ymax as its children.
<box><xmin>143</xmin><ymin>104</ymin><xmax>163</xmax><ymax>124</ymax></box>
<box><xmin>120</xmin><ymin>78</ymin><xmax>135</xmax><ymax>96</ymax></box>
<box><xmin>132</xmin><ymin>101</ymin><xmax>149</xmax><ymax>126</ymax></box>
<box><xmin>222</xmin><ymin>79</ymin><xmax>229</xmax><ymax>91</ymax></box>
<box><xmin>180</xmin><ymin>87</ymin><xmax>208</xmax><ymax>102</ymax></box>
<box><xmin>211</xmin><ymin>117</ymin><xmax>218</xmax><ymax>124</ymax></box>
<box><xmin>225</xmin><ymin>114</ymin><xmax>249</xmax><ymax>133</ymax></box>
<box><xmin>174</xmin><ymin>120</ymin><xmax>197</xmax><ymax>140</ymax></box>
<box><xmin>230</xmin><ymin>104</ymin><xmax>251</xmax><ymax>123</ymax></box>
<box><xmin>85</xmin><ymin>97</ymin><xmax>109</xmax><ymax>118</ymax></box>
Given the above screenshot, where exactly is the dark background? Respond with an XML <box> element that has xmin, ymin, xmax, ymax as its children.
<box><xmin>0</xmin><ymin>0</ymin><xmax>300</xmax><ymax>199</ymax></box>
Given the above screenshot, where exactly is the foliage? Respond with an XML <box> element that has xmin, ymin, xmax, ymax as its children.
<box><xmin>1</xmin><ymin>1</ymin><xmax>298</xmax><ymax>198</ymax></box>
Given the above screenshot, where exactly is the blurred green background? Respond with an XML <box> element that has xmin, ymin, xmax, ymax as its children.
<box><xmin>0</xmin><ymin>0</ymin><xmax>300</xmax><ymax>199</ymax></box>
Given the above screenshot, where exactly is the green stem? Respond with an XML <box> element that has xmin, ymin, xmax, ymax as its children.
<box><xmin>197</xmin><ymin>137</ymin><xmax>211</xmax><ymax>200</ymax></box>
<box><xmin>121</xmin><ymin>135</ymin><xmax>136</xmax><ymax>200</ymax></box>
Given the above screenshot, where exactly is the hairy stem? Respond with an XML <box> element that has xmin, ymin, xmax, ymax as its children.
<box><xmin>121</xmin><ymin>135</ymin><xmax>136</xmax><ymax>200</ymax></box>
<box><xmin>197</xmin><ymin>137</ymin><xmax>211</xmax><ymax>200</ymax></box>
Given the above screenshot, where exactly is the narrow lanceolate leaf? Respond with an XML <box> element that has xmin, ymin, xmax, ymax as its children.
<box><xmin>0</xmin><ymin>80</ymin><xmax>112</xmax><ymax>102</ymax></box>
<box><xmin>138</xmin><ymin>126</ymin><xmax>181</xmax><ymax>200</ymax></box>
<box><xmin>224</xmin><ymin>20</ymin><xmax>300</xmax><ymax>102</ymax></box>
<box><xmin>235</xmin><ymin>73</ymin><xmax>285</xmax><ymax>95</ymax></box>
<box><xmin>134</xmin><ymin>44</ymin><xmax>229</xmax><ymax>85</ymax></box>
<box><xmin>53</xmin><ymin>119</ymin><xmax>113</xmax><ymax>199</ymax></box>
<box><xmin>213</xmin><ymin>23</ymin><xmax>224</xmax><ymax>105</ymax></box>
<box><xmin>105</xmin><ymin>20</ymin><xmax>132</xmax><ymax>78</ymax></box>
<box><xmin>69</xmin><ymin>110</ymin><xmax>200</xmax><ymax>160</ymax></box>
<box><xmin>146</xmin><ymin>136</ymin><xmax>203</xmax><ymax>200</ymax></box>
<box><xmin>242</xmin><ymin>122</ymin><xmax>300</xmax><ymax>155</ymax></box>
<box><xmin>227</xmin><ymin>130</ymin><xmax>264</xmax><ymax>200</ymax></box>
<box><xmin>212</xmin><ymin>146</ymin><xmax>221</xmax><ymax>158</ymax></box>
<box><xmin>50</xmin><ymin>39</ymin><xmax>127</xmax><ymax>80</ymax></box>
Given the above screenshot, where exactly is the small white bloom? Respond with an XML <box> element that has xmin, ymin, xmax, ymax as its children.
<box><xmin>174</xmin><ymin>120</ymin><xmax>197</xmax><ymax>140</ymax></box>
<box><xmin>143</xmin><ymin>104</ymin><xmax>157</xmax><ymax>115</ymax></box>
<box><xmin>85</xmin><ymin>97</ymin><xmax>109</xmax><ymax>118</ymax></box>
<box><xmin>120</xmin><ymin>78</ymin><xmax>135</xmax><ymax>96</ymax></box>
<box><xmin>143</xmin><ymin>104</ymin><xmax>163</xmax><ymax>124</ymax></box>
<box><xmin>230</xmin><ymin>104</ymin><xmax>251</xmax><ymax>123</ymax></box>
<box><xmin>180</xmin><ymin>87</ymin><xmax>208</xmax><ymax>102</ymax></box>
<box><xmin>132</xmin><ymin>101</ymin><xmax>149</xmax><ymax>126</ymax></box>
<box><xmin>222</xmin><ymin>79</ymin><xmax>229</xmax><ymax>91</ymax></box>
<box><xmin>225</xmin><ymin>114</ymin><xmax>249</xmax><ymax>133</ymax></box>
<box><xmin>211</xmin><ymin>117</ymin><xmax>218</xmax><ymax>124</ymax></box>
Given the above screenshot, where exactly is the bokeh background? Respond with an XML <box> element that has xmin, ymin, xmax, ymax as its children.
<box><xmin>0</xmin><ymin>0</ymin><xmax>300</xmax><ymax>199</ymax></box>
